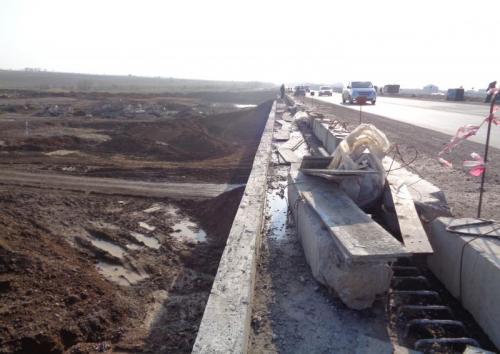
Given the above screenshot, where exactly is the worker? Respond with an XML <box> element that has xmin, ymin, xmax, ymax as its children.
<box><xmin>280</xmin><ymin>84</ymin><xmax>285</xmax><ymax>99</ymax></box>
<box><xmin>485</xmin><ymin>80</ymin><xmax>497</xmax><ymax>103</ymax></box>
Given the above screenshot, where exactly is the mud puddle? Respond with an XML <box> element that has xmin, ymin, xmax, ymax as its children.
<box><xmin>96</xmin><ymin>262</ymin><xmax>149</xmax><ymax>286</ymax></box>
<box><xmin>90</xmin><ymin>238</ymin><xmax>126</xmax><ymax>259</ymax></box>
<box><xmin>130</xmin><ymin>231</ymin><xmax>161</xmax><ymax>249</ymax></box>
<box><xmin>171</xmin><ymin>219</ymin><xmax>207</xmax><ymax>243</ymax></box>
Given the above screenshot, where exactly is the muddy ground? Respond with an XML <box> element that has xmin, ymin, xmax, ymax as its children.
<box><xmin>0</xmin><ymin>90</ymin><xmax>274</xmax><ymax>184</ymax></box>
<box><xmin>0</xmin><ymin>90</ymin><xmax>274</xmax><ymax>353</ymax></box>
<box><xmin>302</xmin><ymin>97</ymin><xmax>500</xmax><ymax>220</ymax></box>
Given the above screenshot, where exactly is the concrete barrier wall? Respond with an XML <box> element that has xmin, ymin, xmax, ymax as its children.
<box><xmin>428</xmin><ymin>218</ymin><xmax>500</xmax><ymax>348</ymax></box>
<box><xmin>312</xmin><ymin>119</ymin><xmax>342</xmax><ymax>154</ymax></box>
<box><xmin>192</xmin><ymin>101</ymin><xmax>276</xmax><ymax>353</ymax></box>
<box><xmin>308</xmin><ymin>116</ymin><xmax>450</xmax><ymax>222</ymax></box>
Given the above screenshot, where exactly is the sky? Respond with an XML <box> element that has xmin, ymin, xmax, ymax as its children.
<box><xmin>0</xmin><ymin>0</ymin><xmax>499</xmax><ymax>89</ymax></box>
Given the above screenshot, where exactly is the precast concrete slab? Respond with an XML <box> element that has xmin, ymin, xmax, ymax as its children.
<box><xmin>192</xmin><ymin>101</ymin><xmax>276</xmax><ymax>353</ymax></box>
<box><xmin>427</xmin><ymin>217</ymin><xmax>500</xmax><ymax>349</ymax></box>
<box><xmin>307</xmin><ymin>114</ymin><xmax>451</xmax><ymax>223</ymax></box>
<box><xmin>287</xmin><ymin>170</ymin><xmax>406</xmax><ymax>309</ymax></box>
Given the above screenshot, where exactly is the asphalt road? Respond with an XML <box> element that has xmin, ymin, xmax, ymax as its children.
<box><xmin>310</xmin><ymin>93</ymin><xmax>500</xmax><ymax>149</ymax></box>
<box><xmin>0</xmin><ymin>169</ymin><xmax>242</xmax><ymax>199</ymax></box>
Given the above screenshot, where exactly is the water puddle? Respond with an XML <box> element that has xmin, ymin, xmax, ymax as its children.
<box><xmin>163</xmin><ymin>204</ymin><xmax>207</xmax><ymax>243</ymax></box>
<box><xmin>96</xmin><ymin>262</ymin><xmax>148</xmax><ymax>286</ymax></box>
<box><xmin>130</xmin><ymin>231</ymin><xmax>161</xmax><ymax>249</ymax></box>
<box><xmin>44</xmin><ymin>150</ymin><xmax>81</xmax><ymax>156</ymax></box>
<box><xmin>171</xmin><ymin>220</ymin><xmax>207</xmax><ymax>243</ymax></box>
<box><xmin>234</xmin><ymin>104</ymin><xmax>257</xmax><ymax>109</ymax></box>
<box><xmin>143</xmin><ymin>204</ymin><xmax>163</xmax><ymax>214</ymax></box>
<box><xmin>266</xmin><ymin>178</ymin><xmax>289</xmax><ymax>241</ymax></box>
<box><xmin>126</xmin><ymin>243</ymin><xmax>142</xmax><ymax>250</ymax></box>
<box><xmin>90</xmin><ymin>238</ymin><xmax>126</xmax><ymax>259</ymax></box>
<box><xmin>139</xmin><ymin>222</ymin><xmax>156</xmax><ymax>232</ymax></box>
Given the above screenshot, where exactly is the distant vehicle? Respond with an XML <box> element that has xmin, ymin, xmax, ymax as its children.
<box><xmin>342</xmin><ymin>81</ymin><xmax>377</xmax><ymax>104</ymax></box>
<box><xmin>294</xmin><ymin>86</ymin><xmax>307</xmax><ymax>96</ymax></box>
<box><xmin>318</xmin><ymin>86</ymin><xmax>333</xmax><ymax>96</ymax></box>
<box><xmin>304</xmin><ymin>86</ymin><xmax>311</xmax><ymax>93</ymax></box>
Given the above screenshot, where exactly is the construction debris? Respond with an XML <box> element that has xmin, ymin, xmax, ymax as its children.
<box><xmin>327</xmin><ymin>124</ymin><xmax>391</xmax><ymax>208</ymax></box>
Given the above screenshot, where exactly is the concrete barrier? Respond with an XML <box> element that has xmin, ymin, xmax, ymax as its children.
<box><xmin>428</xmin><ymin>218</ymin><xmax>500</xmax><ymax>348</ymax></box>
<box><xmin>311</xmin><ymin>119</ymin><xmax>344</xmax><ymax>154</ymax></box>
<box><xmin>192</xmin><ymin>101</ymin><xmax>276</xmax><ymax>353</ymax></box>
<box><xmin>308</xmin><ymin>116</ymin><xmax>451</xmax><ymax>222</ymax></box>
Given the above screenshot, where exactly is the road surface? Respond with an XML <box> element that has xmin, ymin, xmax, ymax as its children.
<box><xmin>310</xmin><ymin>93</ymin><xmax>500</xmax><ymax>149</ymax></box>
<box><xmin>0</xmin><ymin>169</ymin><xmax>242</xmax><ymax>199</ymax></box>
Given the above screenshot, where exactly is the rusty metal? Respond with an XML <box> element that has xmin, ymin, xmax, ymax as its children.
<box><xmin>404</xmin><ymin>319</ymin><xmax>465</xmax><ymax>338</ymax></box>
<box><xmin>389</xmin><ymin>261</ymin><xmax>488</xmax><ymax>352</ymax></box>
<box><xmin>392</xmin><ymin>276</ymin><xmax>430</xmax><ymax>287</ymax></box>
<box><xmin>478</xmin><ymin>90</ymin><xmax>498</xmax><ymax>218</ymax></box>
<box><xmin>414</xmin><ymin>337</ymin><xmax>480</xmax><ymax>351</ymax></box>
<box><xmin>397</xmin><ymin>305</ymin><xmax>453</xmax><ymax>318</ymax></box>
<box><xmin>391</xmin><ymin>290</ymin><xmax>440</xmax><ymax>298</ymax></box>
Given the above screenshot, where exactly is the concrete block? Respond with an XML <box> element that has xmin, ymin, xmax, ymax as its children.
<box><xmin>427</xmin><ymin>217</ymin><xmax>500</xmax><ymax>349</ymax></box>
<box><xmin>192</xmin><ymin>102</ymin><xmax>276</xmax><ymax>353</ymax></box>
<box><xmin>383</xmin><ymin>158</ymin><xmax>451</xmax><ymax>222</ymax></box>
<box><xmin>308</xmin><ymin>118</ymin><xmax>451</xmax><ymax>223</ymax></box>
<box><xmin>288</xmin><ymin>173</ymin><xmax>393</xmax><ymax>310</ymax></box>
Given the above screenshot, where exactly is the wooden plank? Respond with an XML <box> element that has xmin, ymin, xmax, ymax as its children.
<box><xmin>301</xmin><ymin>188</ymin><xmax>409</xmax><ymax>262</ymax></box>
<box><xmin>277</xmin><ymin>148</ymin><xmax>299</xmax><ymax>164</ymax></box>
<box><xmin>275</xmin><ymin>120</ymin><xmax>291</xmax><ymax>130</ymax></box>
<box><xmin>388</xmin><ymin>180</ymin><xmax>434</xmax><ymax>254</ymax></box>
<box><xmin>273</xmin><ymin>130</ymin><xmax>290</xmax><ymax>141</ymax></box>
<box><xmin>302</xmin><ymin>168</ymin><xmax>378</xmax><ymax>176</ymax></box>
<box><xmin>282</xmin><ymin>112</ymin><xmax>293</xmax><ymax>122</ymax></box>
<box><xmin>280</xmin><ymin>136</ymin><xmax>303</xmax><ymax>150</ymax></box>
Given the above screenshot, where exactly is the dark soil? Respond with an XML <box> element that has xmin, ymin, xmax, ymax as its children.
<box><xmin>0</xmin><ymin>90</ymin><xmax>272</xmax><ymax>353</ymax></box>
<box><xmin>0</xmin><ymin>186</ymin><xmax>244</xmax><ymax>354</ymax></box>
<box><xmin>0</xmin><ymin>92</ymin><xmax>273</xmax><ymax>184</ymax></box>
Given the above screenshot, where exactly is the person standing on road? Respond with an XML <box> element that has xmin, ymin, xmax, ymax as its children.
<box><xmin>280</xmin><ymin>84</ymin><xmax>285</xmax><ymax>99</ymax></box>
<box><xmin>485</xmin><ymin>80</ymin><xmax>497</xmax><ymax>103</ymax></box>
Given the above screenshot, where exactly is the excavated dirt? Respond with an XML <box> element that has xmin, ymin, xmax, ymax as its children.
<box><xmin>0</xmin><ymin>90</ymin><xmax>273</xmax><ymax>353</ymax></box>
<box><xmin>0</xmin><ymin>91</ymin><xmax>274</xmax><ymax>184</ymax></box>
<box><xmin>0</xmin><ymin>187</ymin><xmax>244</xmax><ymax>354</ymax></box>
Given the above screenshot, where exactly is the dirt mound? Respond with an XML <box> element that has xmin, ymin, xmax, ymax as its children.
<box><xmin>93</xmin><ymin>101</ymin><xmax>273</xmax><ymax>162</ymax></box>
<box><xmin>201</xmin><ymin>100</ymin><xmax>273</xmax><ymax>144</ymax></box>
<box><xmin>192</xmin><ymin>186</ymin><xmax>245</xmax><ymax>245</ymax></box>
<box><xmin>0</xmin><ymin>201</ymin><xmax>132</xmax><ymax>354</ymax></box>
<box><xmin>96</xmin><ymin>119</ymin><xmax>234</xmax><ymax>161</ymax></box>
<box><xmin>0</xmin><ymin>185</ymin><xmax>247</xmax><ymax>354</ymax></box>
<box><xmin>7</xmin><ymin>135</ymin><xmax>85</xmax><ymax>152</ymax></box>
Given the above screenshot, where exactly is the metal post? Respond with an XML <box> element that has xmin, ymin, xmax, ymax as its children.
<box><xmin>477</xmin><ymin>91</ymin><xmax>497</xmax><ymax>218</ymax></box>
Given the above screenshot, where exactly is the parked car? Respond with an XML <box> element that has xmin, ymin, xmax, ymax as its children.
<box><xmin>318</xmin><ymin>86</ymin><xmax>333</xmax><ymax>96</ymax></box>
<box><xmin>342</xmin><ymin>81</ymin><xmax>377</xmax><ymax>104</ymax></box>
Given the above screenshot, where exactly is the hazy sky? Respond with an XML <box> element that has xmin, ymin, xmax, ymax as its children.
<box><xmin>1</xmin><ymin>0</ymin><xmax>498</xmax><ymax>89</ymax></box>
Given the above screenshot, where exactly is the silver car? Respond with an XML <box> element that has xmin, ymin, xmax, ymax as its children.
<box><xmin>342</xmin><ymin>81</ymin><xmax>377</xmax><ymax>105</ymax></box>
